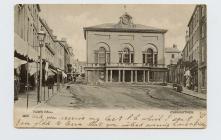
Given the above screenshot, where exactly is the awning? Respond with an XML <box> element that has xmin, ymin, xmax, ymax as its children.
<box><xmin>48</xmin><ymin>68</ymin><xmax>56</xmax><ymax>76</ymax></box>
<box><xmin>14</xmin><ymin>33</ymin><xmax>39</xmax><ymax>61</ymax></box>
<box><xmin>28</xmin><ymin>62</ymin><xmax>38</xmax><ymax>75</ymax></box>
<box><xmin>50</xmin><ymin>68</ymin><xmax>57</xmax><ymax>74</ymax></box>
<box><xmin>48</xmin><ymin>70</ymin><xmax>55</xmax><ymax>76</ymax></box>
<box><xmin>14</xmin><ymin>57</ymin><xmax>27</xmax><ymax>68</ymax></box>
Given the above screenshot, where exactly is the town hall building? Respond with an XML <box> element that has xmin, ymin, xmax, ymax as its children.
<box><xmin>84</xmin><ymin>12</ymin><xmax>168</xmax><ymax>83</ymax></box>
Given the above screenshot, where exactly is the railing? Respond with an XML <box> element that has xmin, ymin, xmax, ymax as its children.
<box><xmin>86</xmin><ymin>63</ymin><xmax>166</xmax><ymax>68</ymax></box>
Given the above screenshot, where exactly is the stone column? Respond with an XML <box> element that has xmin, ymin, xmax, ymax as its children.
<box><xmin>110</xmin><ymin>70</ymin><xmax>112</xmax><ymax>82</ymax></box>
<box><xmin>143</xmin><ymin>70</ymin><xmax>146</xmax><ymax>83</ymax></box>
<box><xmin>129</xmin><ymin>53</ymin><xmax>131</xmax><ymax>63</ymax></box>
<box><xmin>147</xmin><ymin>70</ymin><xmax>150</xmax><ymax>82</ymax></box>
<box><xmin>118</xmin><ymin>70</ymin><xmax>121</xmax><ymax>82</ymax></box>
<box><xmin>123</xmin><ymin>70</ymin><xmax>125</xmax><ymax>82</ymax></box>
<box><xmin>131</xmin><ymin>70</ymin><xmax>133</xmax><ymax>83</ymax></box>
<box><xmin>135</xmin><ymin>70</ymin><xmax>137</xmax><ymax>82</ymax></box>
<box><xmin>105</xmin><ymin>69</ymin><xmax>108</xmax><ymax>82</ymax></box>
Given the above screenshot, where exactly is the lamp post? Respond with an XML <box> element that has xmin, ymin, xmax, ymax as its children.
<box><xmin>37</xmin><ymin>29</ymin><xmax>46</xmax><ymax>103</ymax></box>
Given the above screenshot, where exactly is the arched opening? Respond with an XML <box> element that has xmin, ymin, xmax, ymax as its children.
<box><xmin>119</xmin><ymin>45</ymin><xmax>134</xmax><ymax>64</ymax></box>
<box><xmin>94</xmin><ymin>43</ymin><xmax>110</xmax><ymax>65</ymax></box>
<box><xmin>142</xmin><ymin>47</ymin><xmax>158</xmax><ymax>66</ymax></box>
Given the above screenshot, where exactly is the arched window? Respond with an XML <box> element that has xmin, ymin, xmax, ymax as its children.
<box><xmin>94</xmin><ymin>46</ymin><xmax>110</xmax><ymax>64</ymax></box>
<box><xmin>119</xmin><ymin>43</ymin><xmax>134</xmax><ymax>64</ymax></box>
<box><xmin>142</xmin><ymin>48</ymin><xmax>157</xmax><ymax>66</ymax></box>
<box><xmin>119</xmin><ymin>47</ymin><xmax>134</xmax><ymax>64</ymax></box>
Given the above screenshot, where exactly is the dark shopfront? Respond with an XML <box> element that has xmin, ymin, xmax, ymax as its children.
<box><xmin>188</xmin><ymin>61</ymin><xmax>198</xmax><ymax>91</ymax></box>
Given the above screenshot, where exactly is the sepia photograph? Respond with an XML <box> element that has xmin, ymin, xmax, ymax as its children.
<box><xmin>13</xmin><ymin>4</ymin><xmax>207</xmax><ymax>128</ymax></box>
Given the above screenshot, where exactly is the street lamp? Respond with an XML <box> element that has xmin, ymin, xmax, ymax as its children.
<box><xmin>38</xmin><ymin>29</ymin><xmax>46</xmax><ymax>103</ymax></box>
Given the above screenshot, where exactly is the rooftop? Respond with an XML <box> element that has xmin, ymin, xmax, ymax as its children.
<box><xmin>83</xmin><ymin>12</ymin><xmax>167</xmax><ymax>39</ymax></box>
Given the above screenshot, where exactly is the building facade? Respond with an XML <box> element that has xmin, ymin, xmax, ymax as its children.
<box><xmin>14</xmin><ymin>4</ymin><xmax>75</xmax><ymax>101</ymax></box>
<box><xmin>14</xmin><ymin>4</ymin><xmax>41</xmax><ymax>93</ymax></box>
<box><xmin>182</xmin><ymin>5</ymin><xmax>207</xmax><ymax>93</ymax></box>
<box><xmin>39</xmin><ymin>18</ymin><xmax>56</xmax><ymax>67</ymax></box>
<box><xmin>84</xmin><ymin>13</ymin><xmax>168</xmax><ymax>83</ymax></box>
<box><xmin>164</xmin><ymin>44</ymin><xmax>181</xmax><ymax>66</ymax></box>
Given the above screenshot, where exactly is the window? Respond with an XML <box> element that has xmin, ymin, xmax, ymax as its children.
<box><xmin>154</xmin><ymin>54</ymin><xmax>158</xmax><ymax>65</ymax></box>
<box><xmin>202</xmin><ymin>23</ymin><xmax>206</xmax><ymax>38</ymax></box>
<box><xmin>142</xmin><ymin>54</ymin><xmax>145</xmax><ymax>63</ymax></box>
<box><xmin>119</xmin><ymin>53</ymin><xmax>122</xmax><ymax>63</ymax></box>
<box><xmin>171</xmin><ymin>54</ymin><xmax>175</xmax><ymax>59</ymax></box>
<box><xmin>202</xmin><ymin>6</ymin><xmax>206</xmax><ymax>17</ymax></box>
<box><xmin>147</xmin><ymin>48</ymin><xmax>153</xmax><ymax>65</ymax></box>
<box><xmin>131</xmin><ymin>53</ymin><xmax>134</xmax><ymax>63</ymax></box>
<box><xmin>123</xmin><ymin>48</ymin><xmax>130</xmax><ymax>63</ymax></box>
<box><xmin>98</xmin><ymin>47</ymin><xmax>106</xmax><ymax>64</ymax></box>
<box><xmin>106</xmin><ymin>53</ymin><xmax>110</xmax><ymax>64</ymax></box>
<box><xmin>27</xmin><ymin>18</ymin><xmax>29</xmax><ymax>42</ymax></box>
<box><xmin>119</xmin><ymin>46</ymin><xmax>134</xmax><ymax>64</ymax></box>
<box><xmin>95</xmin><ymin>47</ymin><xmax>110</xmax><ymax>64</ymax></box>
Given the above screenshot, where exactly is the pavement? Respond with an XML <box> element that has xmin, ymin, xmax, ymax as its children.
<box><xmin>14</xmin><ymin>85</ymin><xmax>60</xmax><ymax>109</ymax></box>
<box><xmin>167</xmin><ymin>83</ymin><xmax>206</xmax><ymax>100</ymax></box>
<box><xmin>181</xmin><ymin>86</ymin><xmax>207</xmax><ymax>100</ymax></box>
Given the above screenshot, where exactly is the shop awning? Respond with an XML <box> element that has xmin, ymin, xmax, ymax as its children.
<box><xmin>50</xmin><ymin>68</ymin><xmax>57</xmax><ymax>74</ymax></box>
<box><xmin>14</xmin><ymin>57</ymin><xmax>27</xmax><ymax>68</ymax></box>
<box><xmin>14</xmin><ymin>33</ymin><xmax>39</xmax><ymax>61</ymax></box>
<box><xmin>29</xmin><ymin>62</ymin><xmax>38</xmax><ymax>75</ymax></box>
<box><xmin>48</xmin><ymin>68</ymin><xmax>57</xmax><ymax>76</ymax></box>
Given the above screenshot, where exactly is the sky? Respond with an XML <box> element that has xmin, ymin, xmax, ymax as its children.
<box><xmin>39</xmin><ymin>4</ymin><xmax>195</xmax><ymax>61</ymax></box>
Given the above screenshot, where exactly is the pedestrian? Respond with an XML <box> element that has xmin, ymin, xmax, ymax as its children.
<box><xmin>14</xmin><ymin>68</ymin><xmax>20</xmax><ymax>101</ymax></box>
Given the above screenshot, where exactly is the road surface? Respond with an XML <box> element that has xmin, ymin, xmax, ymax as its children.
<box><xmin>45</xmin><ymin>84</ymin><xmax>206</xmax><ymax>110</ymax></box>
